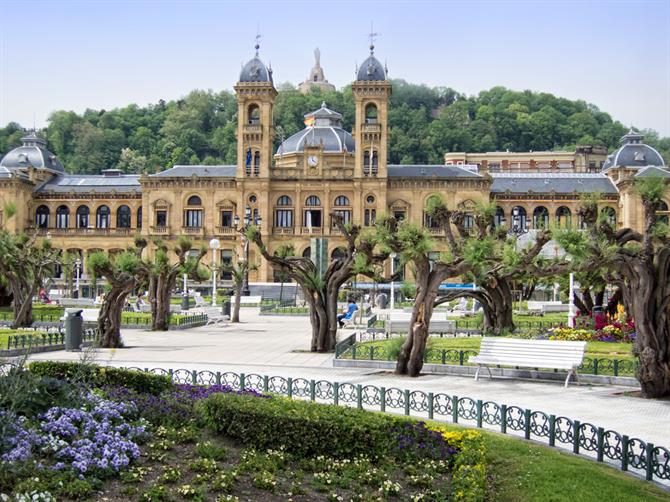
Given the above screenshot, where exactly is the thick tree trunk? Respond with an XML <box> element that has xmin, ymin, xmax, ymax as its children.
<box><xmin>10</xmin><ymin>279</ymin><xmax>35</xmax><ymax>328</ymax></box>
<box><xmin>98</xmin><ymin>284</ymin><xmax>133</xmax><ymax>348</ymax></box>
<box><xmin>396</xmin><ymin>284</ymin><xmax>437</xmax><ymax>377</ymax></box>
<box><xmin>481</xmin><ymin>278</ymin><xmax>515</xmax><ymax>335</ymax></box>
<box><xmin>625</xmin><ymin>267</ymin><xmax>670</xmax><ymax>398</ymax></box>
<box><xmin>232</xmin><ymin>285</ymin><xmax>242</xmax><ymax>323</ymax></box>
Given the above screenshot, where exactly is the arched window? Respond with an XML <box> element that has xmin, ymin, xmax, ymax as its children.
<box><xmin>600</xmin><ymin>206</ymin><xmax>616</xmax><ymax>226</ymax></box>
<box><xmin>187</xmin><ymin>195</ymin><xmax>202</xmax><ymax>206</ymax></box>
<box><xmin>302</xmin><ymin>247</ymin><xmax>311</xmax><ymax>258</ymax></box>
<box><xmin>331</xmin><ymin>247</ymin><xmax>347</xmax><ymax>261</ymax></box>
<box><xmin>96</xmin><ymin>205</ymin><xmax>110</xmax><ymax>229</ymax></box>
<box><xmin>533</xmin><ymin>206</ymin><xmax>549</xmax><ymax>229</ymax></box>
<box><xmin>305</xmin><ymin>195</ymin><xmax>321</xmax><ymax>206</ymax></box>
<box><xmin>657</xmin><ymin>201</ymin><xmax>669</xmax><ymax>224</ymax></box>
<box><xmin>275</xmin><ymin>196</ymin><xmax>293</xmax><ymax>228</ymax></box>
<box><xmin>365</xmin><ymin>103</ymin><xmax>378</xmax><ymax>124</ymax></box>
<box><xmin>35</xmin><ymin>205</ymin><xmax>50</xmax><ymax>228</ymax></box>
<box><xmin>76</xmin><ymin>205</ymin><xmax>90</xmax><ymax>228</ymax></box>
<box><xmin>117</xmin><ymin>205</ymin><xmax>131</xmax><ymax>228</ymax></box>
<box><xmin>248</xmin><ymin>104</ymin><xmax>260</xmax><ymax>125</ymax></box>
<box><xmin>276</xmin><ymin>195</ymin><xmax>292</xmax><ymax>206</ymax></box>
<box><xmin>363</xmin><ymin>150</ymin><xmax>379</xmax><ymax>177</ymax></box>
<box><xmin>556</xmin><ymin>206</ymin><xmax>572</xmax><ymax>228</ymax></box>
<box><xmin>56</xmin><ymin>205</ymin><xmax>69</xmax><ymax>229</ymax></box>
<box><xmin>334</xmin><ymin>196</ymin><xmax>350</xmax><ymax>206</ymax></box>
<box><xmin>511</xmin><ymin>206</ymin><xmax>527</xmax><ymax>232</ymax></box>
<box><xmin>137</xmin><ymin>207</ymin><xmax>143</xmax><ymax>229</ymax></box>
<box><xmin>494</xmin><ymin>206</ymin><xmax>505</xmax><ymax>227</ymax></box>
<box><xmin>253</xmin><ymin>151</ymin><xmax>260</xmax><ymax>176</ymax></box>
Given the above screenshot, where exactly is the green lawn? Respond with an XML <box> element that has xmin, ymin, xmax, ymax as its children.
<box><xmin>476</xmin><ymin>426</ymin><xmax>670</xmax><ymax>501</ymax></box>
<box><xmin>357</xmin><ymin>336</ymin><xmax>634</xmax><ymax>362</ymax></box>
<box><xmin>0</xmin><ymin>329</ymin><xmax>52</xmax><ymax>349</ymax></box>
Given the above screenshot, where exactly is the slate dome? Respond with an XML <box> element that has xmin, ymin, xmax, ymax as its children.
<box><xmin>239</xmin><ymin>44</ymin><xmax>273</xmax><ymax>84</ymax></box>
<box><xmin>602</xmin><ymin>130</ymin><xmax>665</xmax><ymax>170</ymax></box>
<box><xmin>276</xmin><ymin>102</ymin><xmax>354</xmax><ymax>155</ymax></box>
<box><xmin>357</xmin><ymin>54</ymin><xmax>386</xmax><ymax>81</ymax></box>
<box><xmin>0</xmin><ymin>133</ymin><xmax>64</xmax><ymax>174</ymax></box>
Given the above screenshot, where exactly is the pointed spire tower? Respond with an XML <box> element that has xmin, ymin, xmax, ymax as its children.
<box><xmin>352</xmin><ymin>28</ymin><xmax>391</xmax><ymax>179</ymax></box>
<box><xmin>234</xmin><ymin>35</ymin><xmax>277</xmax><ymax>179</ymax></box>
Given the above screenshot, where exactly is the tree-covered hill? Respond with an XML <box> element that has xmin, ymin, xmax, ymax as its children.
<box><xmin>1</xmin><ymin>80</ymin><xmax>668</xmax><ymax>174</ymax></box>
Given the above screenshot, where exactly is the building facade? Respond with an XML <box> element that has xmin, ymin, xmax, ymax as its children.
<box><xmin>0</xmin><ymin>43</ymin><xmax>667</xmax><ymax>284</ymax></box>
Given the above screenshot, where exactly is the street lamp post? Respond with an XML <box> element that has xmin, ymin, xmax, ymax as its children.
<box><xmin>568</xmin><ymin>272</ymin><xmax>575</xmax><ymax>328</ymax></box>
<box><xmin>74</xmin><ymin>258</ymin><xmax>81</xmax><ymax>299</ymax></box>
<box><xmin>390</xmin><ymin>252</ymin><xmax>396</xmax><ymax>312</ymax></box>
<box><xmin>209</xmin><ymin>238</ymin><xmax>221</xmax><ymax>306</ymax></box>
<box><xmin>235</xmin><ymin>206</ymin><xmax>261</xmax><ymax>297</ymax></box>
<box><xmin>181</xmin><ymin>272</ymin><xmax>189</xmax><ymax>311</ymax></box>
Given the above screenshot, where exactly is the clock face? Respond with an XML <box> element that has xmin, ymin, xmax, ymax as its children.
<box><xmin>308</xmin><ymin>155</ymin><xmax>318</xmax><ymax>167</ymax></box>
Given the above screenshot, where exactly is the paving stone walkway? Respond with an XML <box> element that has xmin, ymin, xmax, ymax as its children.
<box><xmin>28</xmin><ymin>309</ymin><xmax>670</xmax><ymax>452</ymax></box>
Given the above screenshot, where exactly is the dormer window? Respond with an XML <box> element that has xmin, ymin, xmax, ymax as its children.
<box><xmin>634</xmin><ymin>151</ymin><xmax>646</xmax><ymax>162</ymax></box>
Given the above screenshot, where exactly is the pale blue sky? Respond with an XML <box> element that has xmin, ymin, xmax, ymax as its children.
<box><xmin>1</xmin><ymin>0</ymin><xmax>669</xmax><ymax>136</ymax></box>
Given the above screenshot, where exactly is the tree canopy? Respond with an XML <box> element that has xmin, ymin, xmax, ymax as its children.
<box><xmin>2</xmin><ymin>81</ymin><xmax>667</xmax><ymax>174</ymax></box>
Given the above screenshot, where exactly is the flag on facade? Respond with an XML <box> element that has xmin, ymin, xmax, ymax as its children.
<box><xmin>304</xmin><ymin>116</ymin><xmax>315</xmax><ymax>127</ymax></box>
<box><xmin>245</xmin><ymin>147</ymin><xmax>252</xmax><ymax>167</ymax></box>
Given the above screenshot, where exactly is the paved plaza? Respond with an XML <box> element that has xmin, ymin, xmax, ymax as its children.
<box><xmin>28</xmin><ymin>309</ymin><xmax>670</xmax><ymax>451</ymax></box>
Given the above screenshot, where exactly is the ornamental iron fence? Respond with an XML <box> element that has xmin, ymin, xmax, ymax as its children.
<box><xmin>118</xmin><ymin>366</ymin><xmax>669</xmax><ymax>484</ymax></box>
<box><xmin>5</xmin><ymin>327</ymin><xmax>98</xmax><ymax>350</ymax></box>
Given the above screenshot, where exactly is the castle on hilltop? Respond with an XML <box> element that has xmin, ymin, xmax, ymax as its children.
<box><xmin>0</xmin><ymin>40</ymin><xmax>667</xmax><ymax>285</ymax></box>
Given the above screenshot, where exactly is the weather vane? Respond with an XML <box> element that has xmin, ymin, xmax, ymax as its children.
<box><xmin>368</xmin><ymin>22</ymin><xmax>380</xmax><ymax>54</ymax></box>
<box><xmin>254</xmin><ymin>25</ymin><xmax>262</xmax><ymax>56</ymax></box>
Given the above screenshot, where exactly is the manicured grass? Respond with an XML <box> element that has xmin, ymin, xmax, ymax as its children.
<box><xmin>0</xmin><ymin>329</ymin><xmax>51</xmax><ymax>348</ymax></box>
<box><xmin>359</xmin><ymin>336</ymin><xmax>634</xmax><ymax>361</ymax></box>
<box><xmin>478</xmin><ymin>427</ymin><xmax>670</xmax><ymax>501</ymax></box>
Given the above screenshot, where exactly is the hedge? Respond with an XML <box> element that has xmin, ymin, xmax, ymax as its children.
<box><xmin>28</xmin><ymin>361</ymin><xmax>173</xmax><ymax>395</ymax></box>
<box><xmin>198</xmin><ymin>392</ymin><xmax>487</xmax><ymax>500</ymax></box>
<box><xmin>198</xmin><ymin>392</ymin><xmax>401</xmax><ymax>459</ymax></box>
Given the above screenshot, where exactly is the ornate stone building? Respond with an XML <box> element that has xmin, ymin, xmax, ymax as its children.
<box><xmin>0</xmin><ymin>43</ymin><xmax>667</xmax><ymax>285</ymax></box>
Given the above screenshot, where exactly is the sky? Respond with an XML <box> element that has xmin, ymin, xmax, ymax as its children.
<box><xmin>1</xmin><ymin>0</ymin><xmax>669</xmax><ymax>136</ymax></box>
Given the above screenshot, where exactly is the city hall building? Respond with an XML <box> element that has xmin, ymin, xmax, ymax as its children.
<box><xmin>0</xmin><ymin>43</ymin><xmax>667</xmax><ymax>284</ymax></box>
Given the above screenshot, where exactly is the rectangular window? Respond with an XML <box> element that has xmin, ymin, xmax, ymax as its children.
<box><xmin>274</xmin><ymin>209</ymin><xmax>293</xmax><ymax>228</ymax></box>
<box><xmin>304</xmin><ymin>210</ymin><xmax>322</xmax><ymax>228</ymax></box>
<box><xmin>394</xmin><ymin>210</ymin><xmax>406</xmax><ymax>222</ymax></box>
<box><xmin>37</xmin><ymin>213</ymin><xmax>49</xmax><ymax>228</ymax></box>
<box><xmin>424</xmin><ymin>213</ymin><xmax>439</xmax><ymax>228</ymax></box>
<box><xmin>488</xmin><ymin>162</ymin><xmax>501</xmax><ymax>172</ymax></box>
<box><xmin>184</xmin><ymin>209</ymin><xmax>203</xmax><ymax>228</ymax></box>
<box><xmin>220</xmin><ymin>250</ymin><xmax>233</xmax><ymax>280</ymax></box>
<box><xmin>221</xmin><ymin>211</ymin><xmax>233</xmax><ymax>227</ymax></box>
<box><xmin>333</xmin><ymin>210</ymin><xmax>351</xmax><ymax>225</ymax></box>
<box><xmin>97</xmin><ymin>214</ymin><xmax>109</xmax><ymax>229</ymax></box>
<box><xmin>56</xmin><ymin>213</ymin><xmax>68</xmax><ymax>229</ymax></box>
<box><xmin>77</xmin><ymin>213</ymin><xmax>88</xmax><ymax>228</ymax></box>
<box><xmin>156</xmin><ymin>210</ymin><xmax>167</xmax><ymax>227</ymax></box>
<box><xmin>364</xmin><ymin>209</ymin><xmax>376</xmax><ymax>226</ymax></box>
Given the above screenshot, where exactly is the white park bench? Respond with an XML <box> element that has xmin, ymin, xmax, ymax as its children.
<box><xmin>231</xmin><ymin>295</ymin><xmax>263</xmax><ymax>306</ymax></box>
<box><xmin>205</xmin><ymin>307</ymin><xmax>229</xmax><ymax>327</ymax></box>
<box><xmin>469</xmin><ymin>338</ymin><xmax>586</xmax><ymax>387</ymax></box>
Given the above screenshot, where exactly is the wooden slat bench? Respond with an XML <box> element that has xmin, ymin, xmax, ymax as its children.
<box><xmin>469</xmin><ymin>338</ymin><xmax>586</xmax><ymax>387</ymax></box>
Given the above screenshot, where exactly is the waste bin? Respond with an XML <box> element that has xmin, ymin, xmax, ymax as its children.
<box><xmin>181</xmin><ymin>294</ymin><xmax>190</xmax><ymax>311</ymax></box>
<box><xmin>64</xmin><ymin>308</ymin><xmax>83</xmax><ymax>351</ymax></box>
<box><xmin>222</xmin><ymin>300</ymin><xmax>231</xmax><ymax>318</ymax></box>
<box><xmin>376</xmin><ymin>293</ymin><xmax>388</xmax><ymax>309</ymax></box>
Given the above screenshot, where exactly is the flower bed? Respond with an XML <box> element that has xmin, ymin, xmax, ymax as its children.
<box><xmin>1</xmin><ymin>363</ymin><xmax>487</xmax><ymax>501</ymax></box>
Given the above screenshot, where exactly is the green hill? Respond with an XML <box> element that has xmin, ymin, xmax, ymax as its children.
<box><xmin>1</xmin><ymin>80</ymin><xmax>668</xmax><ymax>174</ymax></box>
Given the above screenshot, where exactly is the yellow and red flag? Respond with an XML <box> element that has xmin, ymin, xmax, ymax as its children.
<box><xmin>304</xmin><ymin>116</ymin><xmax>315</xmax><ymax>127</ymax></box>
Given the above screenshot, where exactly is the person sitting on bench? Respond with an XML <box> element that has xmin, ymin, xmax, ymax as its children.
<box><xmin>337</xmin><ymin>299</ymin><xmax>358</xmax><ymax>328</ymax></box>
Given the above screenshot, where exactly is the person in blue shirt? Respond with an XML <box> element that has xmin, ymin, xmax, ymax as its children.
<box><xmin>337</xmin><ymin>299</ymin><xmax>358</xmax><ymax>328</ymax></box>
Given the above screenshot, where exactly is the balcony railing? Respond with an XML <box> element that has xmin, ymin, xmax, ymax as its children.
<box><xmin>151</xmin><ymin>226</ymin><xmax>168</xmax><ymax>234</ymax></box>
<box><xmin>243</xmin><ymin>124</ymin><xmax>262</xmax><ymax>134</ymax></box>
<box><xmin>427</xmin><ymin>227</ymin><xmax>445</xmax><ymax>236</ymax></box>
<box><xmin>216</xmin><ymin>226</ymin><xmax>237</xmax><ymax>235</ymax></box>
<box><xmin>33</xmin><ymin>227</ymin><xmax>135</xmax><ymax>236</ymax></box>
<box><xmin>301</xmin><ymin>227</ymin><xmax>323</xmax><ymax>235</ymax></box>
<box><xmin>182</xmin><ymin>226</ymin><xmax>204</xmax><ymax>235</ymax></box>
<box><xmin>272</xmin><ymin>227</ymin><xmax>295</xmax><ymax>235</ymax></box>
<box><xmin>362</xmin><ymin>123</ymin><xmax>381</xmax><ymax>134</ymax></box>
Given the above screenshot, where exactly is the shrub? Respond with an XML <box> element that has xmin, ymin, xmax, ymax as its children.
<box><xmin>28</xmin><ymin>361</ymin><xmax>173</xmax><ymax>395</ymax></box>
<box><xmin>199</xmin><ymin>393</ymin><xmax>403</xmax><ymax>459</ymax></box>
